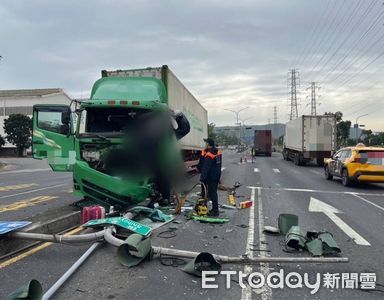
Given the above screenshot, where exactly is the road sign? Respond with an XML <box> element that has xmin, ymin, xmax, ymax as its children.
<box><xmin>0</xmin><ymin>221</ymin><xmax>31</xmax><ymax>235</ymax></box>
<box><xmin>83</xmin><ymin>217</ymin><xmax>152</xmax><ymax>237</ymax></box>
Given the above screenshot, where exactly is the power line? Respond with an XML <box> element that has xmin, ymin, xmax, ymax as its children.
<box><xmin>318</xmin><ymin>0</ymin><xmax>378</xmax><ymax>84</ymax></box>
<box><xmin>293</xmin><ymin>0</ymin><xmax>331</xmax><ymax>67</ymax></box>
<box><xmin>304</xmin><ymin>0</ymin><xmax>348</xmax><ymax>76</ymax></box>
<box><xmin>337</xmin><ymin>46</ymin><xmax>384</xmax><ymax>89</ymax></box>
<box><xmin>329</xmin><ymin>31</ymin><xmax>384</xmax><ymax>85</ymax></box>
<box><xmin>300</xmin><ymin>0</ymin><xmax>340</xmax><ymax>70</ymax></box>
<box><xmin>317</xmin><ymin>2</ymin><xmax>383</xmax><ymax>83</ymax></box>
<box><xmin>306</xmin><ymin>0</ymin><xmax>361</xmax><ymax>80</ymax></box>
<box><xmin>298</xmin><ymin>1</ymin><xmax>335</xmax><ymax>68</ymax></box>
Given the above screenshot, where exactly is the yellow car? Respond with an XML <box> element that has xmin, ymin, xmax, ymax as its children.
<box><xmin>324</xmin><ymin>144</ymin><xmax>384</xmax><ymax>186</ymax></box>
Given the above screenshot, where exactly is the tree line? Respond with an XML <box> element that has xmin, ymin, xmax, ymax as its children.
<box><xmin>1</xmin><ymin>114</ymin><xmax>32</xmax><ymax>156</ymax></box>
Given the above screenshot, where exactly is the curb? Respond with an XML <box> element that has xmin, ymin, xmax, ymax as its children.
<box><xmin>0</xmin><ymin>211</ymin><xmax>80</xmax><ymax>258</ymax></box>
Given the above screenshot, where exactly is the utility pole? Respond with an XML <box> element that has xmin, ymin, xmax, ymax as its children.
<box><xmin>355</xmin><ymin>114</ymin><xmax>368</xmax><ymax>142</ymax></box>
<box><xmin>224</xmin><ymin>107</ymin><xmax>249</xmax><ymax>145</ymax></box>
<box><xmin>273</xmin><ymin>106</ymin><xmax>278</xmax><ymax>142</ymax></box>
<box><xmin>288</xmin><ymin>69</ymin><xmax>299</xmax><ymax>120</ymax></box>
<box><xmin>273</xmin><ymin>106</ymin><xmax>278</xmax><ymax>125</ymax></box>
<box><xmin>308</xmin><ymin>82</ymin><xmax>320</xmax><ymax>116</ymax></box>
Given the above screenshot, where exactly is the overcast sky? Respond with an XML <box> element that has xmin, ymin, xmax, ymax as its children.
<box><xmin>1</xmin><ymin>0</ymin><xmax>383</xmax><ymax>130</ymax></box>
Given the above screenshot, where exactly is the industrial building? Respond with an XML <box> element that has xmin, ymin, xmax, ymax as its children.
<box><xmin>0</xmin><ymin>88</ymin><xmax>71</xmax><ymax>155</ymax></box>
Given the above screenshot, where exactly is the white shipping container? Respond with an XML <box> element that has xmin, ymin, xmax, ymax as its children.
<box><xmin>285</xmin><ymin>115</ymin><xmax>336</xmax><ymax>153</ymax></box>
<box><xmin>102</xmin><ymin>66</ymin><xmax>208</xmax><ymax>150</ymax></box>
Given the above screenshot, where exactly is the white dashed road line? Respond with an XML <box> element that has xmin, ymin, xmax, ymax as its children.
<box><xmin>254</xmin><ymin>168</ymin><xmax>259</xmax><ymax>173</ymax></box>
<box><xmin>272</xmin><ymin>168</ymin><xmax>280</xmax><ymax>173</ymax></box>
<box><xmin>241</xmin><ymin>187</ymin><xmax>256</xmax><ymax>300</ymax></box>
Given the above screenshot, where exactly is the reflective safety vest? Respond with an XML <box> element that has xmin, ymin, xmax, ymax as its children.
<box><xmin>204</xmin><ymin>150</ymin><xmax>222</xmax><ymax>160</ymax></box>
<box><xmin>200</xmin><ymin>149</ymin><xmax>222</xmax><ymax>182</ymax></box>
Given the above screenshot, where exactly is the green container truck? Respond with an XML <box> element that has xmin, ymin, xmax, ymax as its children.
<box><xmin>32</xmin><ymin>66</ymin><xmax>208</xmax><ymax>209</ymax></box>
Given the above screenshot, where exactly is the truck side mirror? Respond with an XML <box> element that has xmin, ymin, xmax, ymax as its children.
<box><xmin>61</xmin><ymin>110</ymin><xmax>71</xmax><ymax>125</ymax></box>
<box><xmin>59</xmin><ymin>124</ymin><xmax>70</xmax><ymax>135</ymax></box>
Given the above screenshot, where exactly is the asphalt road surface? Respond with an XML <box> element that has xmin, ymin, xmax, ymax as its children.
<box><xmin>1</xmin><ymin>151</ymin><xmax>384</xmax><ymax>299</ymax></box>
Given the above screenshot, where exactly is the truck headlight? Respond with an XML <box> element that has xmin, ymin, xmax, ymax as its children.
<box><xmin>82</xmin><ymin>151</ymin><xmax>100</xmax><ymax>162</ymax></box>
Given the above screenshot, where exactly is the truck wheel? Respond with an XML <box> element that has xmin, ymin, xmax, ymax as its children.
<box><xmin>294</xmin><ymin>154</ymin><xmax>300</xmax><ymax>166</ymax></box>
<box><xmin>324</xmin><ymin>166</ymin><xmax>333</xmax><ymax>180</ymax></box>
<box><xmin>282</xmin><ymin>150</ymin><xmax>287</xmax><ymax>160</ymax></box>
<box><xmin>317</xmin><ymin>159</ymin><xmax>324</xmax><ymax>167</ymax></box>
<box><xmin>341</xmin><ymin>169</ymin><xmax>353</xmax><ymax>187</ymax></box>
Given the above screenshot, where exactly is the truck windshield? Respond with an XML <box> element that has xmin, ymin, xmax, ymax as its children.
<box><xmin>78</xmin><ymin>107</ymin><xmax>152</xmax><ymax>136</ymax></box>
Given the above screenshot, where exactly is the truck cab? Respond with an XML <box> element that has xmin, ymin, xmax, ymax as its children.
<box><xmin>32</xmin><ymin>76</ymin><xmax>183</xmax><ymax>209</ymax></box>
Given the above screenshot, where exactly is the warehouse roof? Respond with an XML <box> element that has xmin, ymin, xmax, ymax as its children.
<box><xmin>0</xmin><ymin>88</ymin><xmax>67</xmax><ymax>98</ymax></box>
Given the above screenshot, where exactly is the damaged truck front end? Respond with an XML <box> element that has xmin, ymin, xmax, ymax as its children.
<box><xmin>32</xmin><ymin>77</ymin><xmax>182</xmax><ymax>209</ymax></box>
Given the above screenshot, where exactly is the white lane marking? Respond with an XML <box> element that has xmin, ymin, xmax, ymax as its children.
<box><xmin>347</xmin><ymin>192</ymin><xmax>384</xmax><ymax>212</ymax></box>
<box><xmin>0</xmin><ymin>184</ymin><xmax>68</xmax><ymax>199</ymax></box>
<box><xmin>254</xmin><ymin>168</ymin><xmax>259</xmax><ymax>173</ymax></box>
<box><xmin>256</xmin><ymin>187</ymin><xmax>272</xmax><ymax>299</ymax></box>
<box><xmin>309</xmin><ymin>197</ymin><xmax>370</xmax><ymax>246</ymax></box>
<box><xmin>0</xmin><ymin>168</ymin><xmax>51</xmax><ymax>175</ymax></box>
<box><xmin>221</xmin><ymin>167</ymin><xmax>226</xmax><ymax>171</ymax></box>
<box><xmin>241</xmin><ymin>187</ymin><xmax>256</xmax><ymax>300</ymax></box>
<box><xmin>248</xmin><ymin>186</ymin><xmax>384</xmax><ymax>197</ymax></box>
<box><xmin>285</xmin><ymin>188</ymin><xmax>315</xmax><ymax>192</ymax></box>
<box><xmin>272</xmin><ymin>168</ymin><xmax>280</xmax><ymax>173</ymax></box>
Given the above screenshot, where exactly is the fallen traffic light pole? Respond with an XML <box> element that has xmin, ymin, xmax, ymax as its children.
<box><xmin>104</xmin><ymin>227</ymin><xmax>349</xmax><ymax>264</ymax></box>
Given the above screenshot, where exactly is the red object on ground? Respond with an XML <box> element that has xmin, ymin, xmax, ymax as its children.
<box><xmin>81</xmin><ymin>205</ymin><xmax>106</xmax><ymax>224</ymax></box>
<box><xmin>239</xmin><ymin>200</ymin><xmax>253</xmax><ymax>209</ymax></box>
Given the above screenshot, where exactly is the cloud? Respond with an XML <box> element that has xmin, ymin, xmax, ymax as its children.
<box><xmin>0</xmin><ymin>0</ymin><xmax>383</xmax><ymax>130</ymax></box>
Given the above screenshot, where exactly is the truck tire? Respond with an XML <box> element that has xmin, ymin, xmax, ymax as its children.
<box><xmin>282</xmin><ymin>150</ymin><xmax>288</xmax><ymax>161</ymax></box>
<box><xmin>324</xmin><ymin>165</ymin><xmax>333</xmax><ymax>180</ymax></box>
<box><xmin>341</xmin><ymin>169</ymin><xmax>353</xmax><ymax>187</ymax></box>
<box><xmin>317</xmin><ymin>159</ymin><xmax>324</xmax><ymax>167</ymax></box>
<box><xmin>294</xmin><ymin>154</ymin><xmax>300</xmax><ymax>166</ymax></box>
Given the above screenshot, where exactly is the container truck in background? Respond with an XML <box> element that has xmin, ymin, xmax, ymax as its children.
<box><xmin>282</xmin><ymin>115</ymin><xmax>337</xmax><ymax>166</ymax></box>
<box><xmin>32</xmin><ymin>66</ymin><xmax>208</xmax><ymax>209</ymax></box>
<box><xmin>253</xmin><ymin>130</ymin><xmax>272</xmax><ymax>156</ymax></box>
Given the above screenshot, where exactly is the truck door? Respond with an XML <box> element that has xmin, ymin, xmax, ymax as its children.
<box><xmin>329</xmin><ymin>150</ymin><xmax>342</xmax><ymax>175</ymax></box>
<box><xmin>334</xmin><ymin>150</ymin><xmax>348</xmax><ymax>176</ymax></box>
<box><xmin>32</xmin><ymin>105</ymin><xmax>75</xmax><ymax>171</ymax></box>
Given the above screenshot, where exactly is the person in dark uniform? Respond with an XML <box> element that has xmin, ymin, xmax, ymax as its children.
<box><xmin>199</xmin><ymin>138</ymin><xmax>222</xmax><ymax>217</ymax></box>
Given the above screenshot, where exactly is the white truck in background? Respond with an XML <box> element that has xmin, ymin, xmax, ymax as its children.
<box><xmin>282</xmin><ymin>115</ymin><xmax>337</xmax><ymax>166</ymax></box>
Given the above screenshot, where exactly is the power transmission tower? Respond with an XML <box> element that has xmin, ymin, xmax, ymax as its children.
<box><xmin>273</xmin><ymin>106</ymin><xmax>278</xmax><ymax>124</ymax></box>
<box><xmin>288</xmin><ymin>69</ymin><xmax>299</xmax><ymax>120</ymax></box>
<box><xmin>308</xmin><ymin>82</ymin><xmax>320</xmax><ymax>116</ymax></box>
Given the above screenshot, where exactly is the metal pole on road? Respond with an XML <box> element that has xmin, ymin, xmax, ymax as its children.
<box><xmin>42</xmin><ymin>242</ymin><xmax>102</xmax><ymax>300</ymax></box>
<box><xmin>224</xmin><ymin>107</ymin><xmax>249</xmax><ymax>144</ymax></box>
<box><xmin>104</xmin><ymin>227</ymin><xmax>349</xmax><ymax>264</ymax></box>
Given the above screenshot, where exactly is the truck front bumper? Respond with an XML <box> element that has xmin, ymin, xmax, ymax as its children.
<box><xmin>73</xmin><ymin>161</ymin><xmax>152</xmax><ymax>207</ymax></box>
